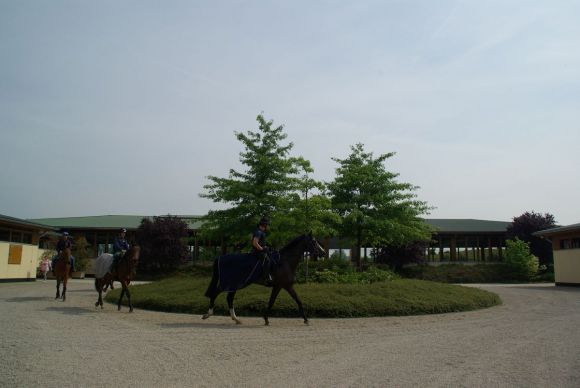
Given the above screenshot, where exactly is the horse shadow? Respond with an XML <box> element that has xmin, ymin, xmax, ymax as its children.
<box><xmin>45</xmin><ymin>306</ymin><xmax>95</xmax><ymax>316</ymax></box>
<box><xmin>159</xmin><ymin>321</ymin><xmax>263</xmax><ymax>330</ymax></box>
<box><xmin>5</xmin><ymin>296</ymin><xmax>53</xmax><ymax>303</ymax></box>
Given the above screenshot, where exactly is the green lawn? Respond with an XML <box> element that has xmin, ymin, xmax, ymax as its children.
<box><xmin>105</xmin><ymin>273</ymin><xmax>501</xmax><ymax>318</ymax></box>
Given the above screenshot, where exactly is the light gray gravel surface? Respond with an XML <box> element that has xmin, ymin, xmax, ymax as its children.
<box><xmin>1</xmin><ymin>280</ymin><xmax>579</xmax><ymax>388</ymax></box>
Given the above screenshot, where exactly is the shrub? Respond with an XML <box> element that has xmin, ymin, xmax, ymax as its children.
<box><xmin>136</xmin><ymin>215</ymin><xmax>190</xmax><ymax>272</ymax></box>
<box><xmin>301</xmin><ymin>266</ymin><xmax>398</xmax><ymax>284</ymax></box>
<box><xmin>72</xmin><ymin>236</ymin><xmax>92</xmax><ymax>272</ymax></box>
<box><xmin>504</xmin><ymin>238</ymin><xmax>539</xmax><ymax>280</ymax></box>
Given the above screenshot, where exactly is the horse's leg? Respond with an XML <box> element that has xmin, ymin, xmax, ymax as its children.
<box><xmin>55</xmin><ymin>278</ymin><xmax>60</xmax><ymax>299</ymax></box>
<box><xmin>95</xmin><ymin>279</ymin><xmax>103</xmax><ymax>309</ymax></box>
<box><xmin>285</xmin><ymin>286</ymin><xmax>308</xmax><ymax>325</ymax></box>
<box><xmin>126</xmin><ymin>283</ymin><xmax>133</xmax><ymax>313</ymax></box>
<box><xmin>226</xmin><ymin>291</ymin><xmax>241</xmax><ymax>325</ymax></box>
<box><xmin>117</xmin><ymin>282</ymin><xmax>126</xmax><ymax>311</ymax></box>
<box><xmin>264</xmin><ymin>286</ymin><xmax>281</xmax><ymax>326</ymax></box>
<box><xmin>62</xmin><ymin>278</ymin><xmax>67</xmax><ymax>302</ymax></box>
<box><xmin>202</xmin><ymin>266</ymin><xmax>220</xmax><ymax>320</ymax></box>
<box><xmin>202</xmin><ymin>292</ymin><xmax>219</xmax><ymax>320</ymax></box>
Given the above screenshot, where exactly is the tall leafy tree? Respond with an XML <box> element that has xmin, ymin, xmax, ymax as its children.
<box><xmin>506</xmin><ymin>211</ymin><xmax>557</xmax><ymax>265</ymax></box>
<box><xmin>327</xmin><ymin>143</ymin><xmax>432</xmax><ymax>268</ymax></box>
<box><xmin>200</xmin><ymin>114</ymin><xmax>335</xmax><ymax>249</ymax></box>
<box><xmin>136</xmin><ymin>216</ymin><xmax>189</xmax><ymax>271</ymax></box>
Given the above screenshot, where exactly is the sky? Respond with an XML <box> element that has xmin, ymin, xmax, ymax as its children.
<box><xmin>1</xmin><ymin>0</ymin><xmax>579</xmax><ymax>225</ymax></box>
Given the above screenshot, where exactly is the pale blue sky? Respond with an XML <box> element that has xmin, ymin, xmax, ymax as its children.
<box><xmin>1</xmin><ymin>1</ymin><xmax>579</xmax><ymax>224</ymax></box>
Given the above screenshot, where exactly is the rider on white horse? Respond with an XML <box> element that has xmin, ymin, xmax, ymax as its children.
<box><xmin>109</xmin><ymin>228</ymin><xmax>130</xmax><ymax>275</ymax></box>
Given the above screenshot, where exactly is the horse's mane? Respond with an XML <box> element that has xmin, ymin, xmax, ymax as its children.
<box><xmin>280</xmin><ymin>234</ymin><xmax>308</xmax><ymax>254</ymax></box>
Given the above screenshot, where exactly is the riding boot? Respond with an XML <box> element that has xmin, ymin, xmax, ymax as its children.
<box><xmin>261</xmin><ymin>257</ymin><xmax>272</xmax><ymax>286</ymax></box>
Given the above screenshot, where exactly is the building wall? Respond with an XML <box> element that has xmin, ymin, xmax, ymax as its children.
<box><xmin>554</xmin><ymin>248</ymin><xmax>580</xmax><ymax>285</ymax></box>
<box><xmin>0</xmin><ymin>242</ymin><xmax>41</xmax><ymax>280</ymax></box>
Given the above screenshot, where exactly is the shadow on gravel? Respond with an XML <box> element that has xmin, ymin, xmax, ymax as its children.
<box><xmin>67</xmin><ymin>289</ymin><xmax>94</xmax><ymax>293</ymax></box>
<box><xmin>159</xmin><ymin>322</ymin><xmax>261</xmax><ymax>330</ymax></box>
<box><xmin>45</xmin><ymin>306</ymin><xmax>95</xmax><ymax>315</ymax></box>
<box><xmin>509</xmin><ymin>285</ymin><xmax>580</xmax><ymax>294</ymax></box>
<box><xmin>5</xmin><ymin>296</ymin><xmax>53</xmax><ymax>302</ymax></box>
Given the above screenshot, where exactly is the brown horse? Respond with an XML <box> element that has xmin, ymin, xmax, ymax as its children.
<box><xmin>94</xmin><ymin>247</ymin><xmax>140</xmax><ymax>312</ymax></box>
<box><xmin>54</xmin><ymin>247</ymin><xmax>72</xmax><ymax>301</ymax></box>
<box><xmin>203</xmin><ymin>233</ymin><xmax>326</xmax><ymax>325</ymax></box>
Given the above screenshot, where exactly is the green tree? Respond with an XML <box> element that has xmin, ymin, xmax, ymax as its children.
<box><xmin>327</xmin><ymin>143</ymin><xmax>432</xmax><ymax>268</ymax></box>
<box><xmin>72</xmin><ymin>236</ymin><xmax>92</xmax><ymax>272</ymax></box>
<box><xmin>504</xmin><ymin>238</ymin><xmax>539</xmax><ymax>280</ymax></box>
<box><xmin>200</xmin><ymin>114</ymin><xmax>336</xmax><ymax>249</ymax></box>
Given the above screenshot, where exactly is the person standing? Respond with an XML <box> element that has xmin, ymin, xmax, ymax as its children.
<box><xmin>40</xmin><ymin>255</ymin><xmax>51</xmax><ymax>280</ymax></box>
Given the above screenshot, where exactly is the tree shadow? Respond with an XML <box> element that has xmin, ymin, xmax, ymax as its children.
<box><xmin>45</xmin><ymin>306</ymin><xmax>95</xmax><ymax>315</ymax></box>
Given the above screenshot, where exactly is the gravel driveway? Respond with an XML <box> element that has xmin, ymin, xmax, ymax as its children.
<box><xmin>1</xmin><ymin>279</ymin><xmax>579</xmax><ymax>387</ymax></box>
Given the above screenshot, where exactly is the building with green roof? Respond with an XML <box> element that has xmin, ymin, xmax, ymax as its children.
<box><xmin>29</xmin><ymin>215</ymin><xmax>510</xmax><ymax>262</ymax></box>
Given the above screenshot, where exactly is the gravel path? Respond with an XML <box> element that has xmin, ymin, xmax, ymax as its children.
<box><xmin>1</xmin><ymin>280</ymin><xmax>579</xmax><ymax>387</ymax></box>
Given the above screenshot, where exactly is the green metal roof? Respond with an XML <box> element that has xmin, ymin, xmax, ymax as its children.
<box><xmin>424</xmin><ymin>219</ymin><xmax>510</xmax><ymax>233</ymax></box>
<box><xmin>534</xmin><ymin>223</ymin><xmax>580</xmax><ymax>237</ymax></box>
<box><xmin>28</xmin><ymin>215</ymin><xmax>204</xmax><ymax>231</ymax></box>
<box><xmin>28</xmin><ymin>215</ymin><xmax>509</xmax><ymax>234</ymax></box>
<box><xmin>0</xmin><ymin>214</ymin><xmax>57</xmax><ymax>231</ymax></box>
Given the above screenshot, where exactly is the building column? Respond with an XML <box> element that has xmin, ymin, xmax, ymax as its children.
<box><xmin>450</xmin><ymin>237</ymin><xmax>457</xmax><ymax>261</ymax></box>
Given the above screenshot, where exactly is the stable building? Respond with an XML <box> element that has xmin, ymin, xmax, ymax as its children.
<box><xmin>535</xmin><ymin>223</ymin><xmax>580</xmax><ymax>286</ymax></box>
<box><xmin>0</xmin><ymin>214</ymin><xmax>56</xmax><ymax>281</ymax></box>
<box><xmin>31</xmin><ymin>215</ymin><xmax>510</xmax><ymax>265</ymax></box>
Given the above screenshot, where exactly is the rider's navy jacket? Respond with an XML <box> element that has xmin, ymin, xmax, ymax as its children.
<box><xmin>56</xmin><ymin>238</ymin><xmax>72</xmax><ymax>253</ymax></box>
<box><xmin>252</xmin><ymin>229</ymin><xmax>267</xmax><ymax>252</ymax></box>
<box><xmin>113</xmin><ymin>237</ymin><xmax>130</xmax><ymax>253</ymax></box>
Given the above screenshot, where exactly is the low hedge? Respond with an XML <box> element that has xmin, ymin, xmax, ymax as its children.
<box><xmin>105</xmin><ymin>274</ymin><xmax>501</xmax><ymax>318</ymax></box>
<box><xmin>401</xmin><ymin>264</ymin><xmax>554</xmax><ymax>283</ymax></box>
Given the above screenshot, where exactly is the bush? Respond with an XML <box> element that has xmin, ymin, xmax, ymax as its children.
<box><xmin>401</xmin><ymin>264</ymin><xmax>527</xmax><ymax>283</ymax></box>
<box><xmin>106</xmin><ymin>275</ymin><xmax>501</xmax><ymax>318</ymax></box>
<box><xmin>136</xmin><ymin>215</ymin><xmax>190</xmax><ymax>272</ymax></box>
<box><xmin>72</xmin><ymin>236</ymin><xmax>92</xmax><ymax>272</ymax></box>
<box><xmin>504</xmin><ymin>238</ymin><xmax>539</xmax><ymax>280</ymax></box>
<box><xmin>299</xmin><ymin>266</ymin><xmax>399</xmax><ymax>284</ymax></box>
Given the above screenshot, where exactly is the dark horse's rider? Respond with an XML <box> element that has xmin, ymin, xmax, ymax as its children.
<box><xmin>252</xmin><ymin>217</ymin><xmax>272</xmax><ymax>284</ymax></box>
<box><xmin>53</xmin><ymin>232</ymin><xmax>75</xmax><ymax>276</ymax></box>
<box><xmin>110</xmin><ymin>228</ymin><xmax>130</xmax><ymax>274</ymax></box>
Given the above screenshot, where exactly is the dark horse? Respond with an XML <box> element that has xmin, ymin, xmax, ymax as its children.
<box><xmin>54</xmin><ymin>247</ymin><xmax>72</xmax><ymax>301</ymax></box>
<box><xmin>202</xmin><ymin>233</ymin><xmax>326</xmax><ymax>325</ymax></box>
<box><xmin>94</xmin><ymin>246</ymin><xmax>140</xmax><ymax>312</ymax></box>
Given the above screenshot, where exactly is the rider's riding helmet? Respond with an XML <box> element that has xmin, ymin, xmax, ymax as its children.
<box><xmin>62</xmin><ymin>231</ymin><xmax>69</xmax><ymax>237</ymax></box>
<box><xmin>259</xmin><ymin>217</ymin><xmax>270</xmax><ymax>226</ymax></box>
<box><xmin>120</xmin><ymin>228</ymin><xmax>127</xmax><ymax>234</ymax></box>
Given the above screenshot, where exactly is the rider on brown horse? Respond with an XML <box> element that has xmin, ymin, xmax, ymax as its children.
<box><xmin>53</xmin><ymin>232</ymin><xmax>75</xmax><ymax>277</ymax></box>
<box><xmin>252</xmin><ymin>217</ymin><xmax>272</xmax><ymax>284</ymax></box>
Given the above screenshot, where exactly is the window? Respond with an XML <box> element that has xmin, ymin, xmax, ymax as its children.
<box><xmin>22</xmin><ymin>233</ymin><xmax>33</xmax><ymax>244</ymax></box>
<box><xmin>560</xmin><ymin>238</ymin><xmax>580</xmax><ymax>250</ymax></box>
<box><xmin>0</xmin><ymin>229</ymin><xmax>9</xmax><ymax>242</ymax></box>
<box><xmin>8</xmin><ymin>245</ymin><xmax>23</xmax><ymax>264</ymax></box>
<box><xmin>10</xmin><ymin>231</ymin><xmax>22</xmax><ymax>243</ymax></box>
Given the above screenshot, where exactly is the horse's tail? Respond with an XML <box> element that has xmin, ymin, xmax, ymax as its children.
<box><xmin>204</xmin><ymin>258</ymin><xmax>219</xmax><ymax>298</ymax></box>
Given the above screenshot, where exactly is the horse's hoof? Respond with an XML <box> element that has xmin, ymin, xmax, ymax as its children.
<box><xmin>129</xmin><ymin>309</ymin><xmax>133</xmax><ymax>313</ymax></box>
<box><xmin>202</xmin><ymin>314</ymin><xmax>210</xmax><ymax>320</ymax></box>
<box><xmin>95</xmin><ymin>302</ymin><xmax>99</xmax><ymax>307</ymax></box>
<box><xmin>118</xmin><ymin>306</ymin><xmax>121</xmax><ymax>311</ymax></box>
<box><xmin>304</xmin><ymin>320</ymin><xmax>309</xmax><ymax>325</ymax></box>
<box><xmin>235</xmin><ymin>320</ymin><xmax>242</xmax><ymax>325</ymax></box>
<box><xmin>264</xmin><ymin>321</ymin><xmax>270</xmax><ymax>326</ymax></box>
